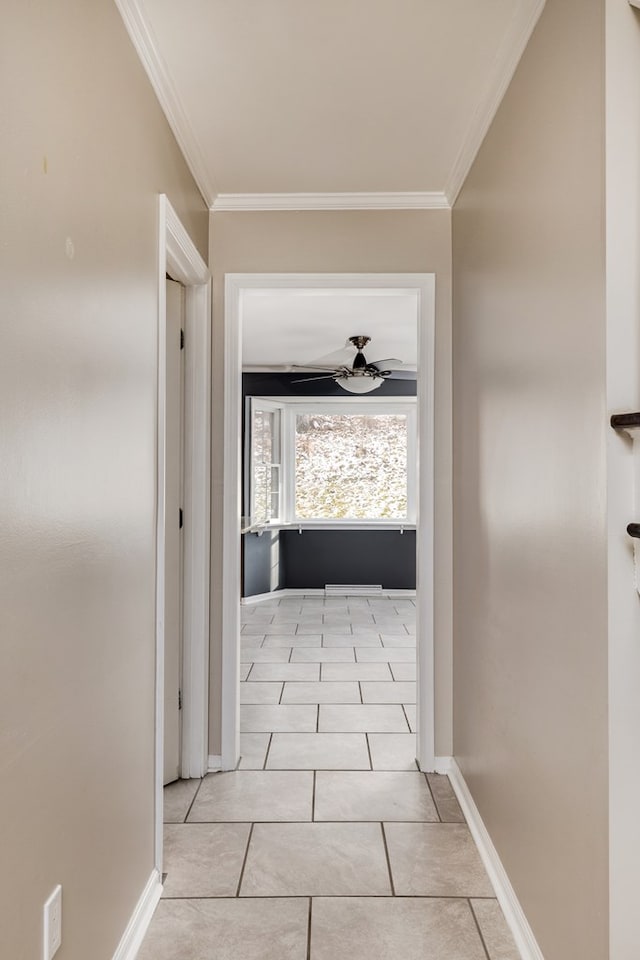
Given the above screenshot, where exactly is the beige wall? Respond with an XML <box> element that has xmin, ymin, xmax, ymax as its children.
<box><xmin>0</xmin><ymin>2</ymin><xmax>207</xmax><ymax>958</ymax></box>
<box><xmin>209</xmin><ymin>210</ymin><xmax>453</xmax><ymax>755</ymax></box>
<box><xmin>452</xmin><ymin>1</ymin><xmax>608</xmax><ymax>959</ymax></box>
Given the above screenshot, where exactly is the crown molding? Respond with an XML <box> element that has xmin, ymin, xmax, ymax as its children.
<box><xmin>114</xmin><ymin>0</ymin><xmax>217</xmax><ymax>206</ymax></box>
<box><xmin>444</xmin><ymin>0</ymin><xmax>546</xmax><ymax>205</ymax></box>
<box><xmin>117</xmin><ymin>0</ymin><xmax>545</xmax><ymax>213</ymax></box>
<box><xmin>211</xmin><ymin>191</ymin><xmax>450</xmax><ymax>212</ymax></box>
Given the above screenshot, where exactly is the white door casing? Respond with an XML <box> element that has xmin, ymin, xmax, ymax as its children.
<box><xmin>155</xmin><ymin>196</ymin><xmax>211</xmax><ymax>874</ymax></box>
<box><xmin>222</xmin><ymin>273</ymin><xmax>437</xmax><ymax>771</ymax></box>
<box><xmin>163</xmin><ymin>278</ymin><xmax>184</xmax><ymax>785</ymax></box>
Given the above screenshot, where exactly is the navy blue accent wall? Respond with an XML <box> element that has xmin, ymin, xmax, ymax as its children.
<box><xmin>280</xmin><ymin>529</ymin><xmax>416</xmax><ymax>590</ymax></box>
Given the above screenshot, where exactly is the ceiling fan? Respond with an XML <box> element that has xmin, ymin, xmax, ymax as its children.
<box><xmin>291</xmin><ymin>335</ymin><xmax>405</xmax><ymax>394</ymax></box>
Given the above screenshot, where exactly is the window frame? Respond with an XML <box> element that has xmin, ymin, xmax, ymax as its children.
<box><xmin>247</xmin><ymin>397</ymin><xmax>283</xmax><ymax>526</ymax></box>
<box><xmin>247</xmin><ymin>395</ymin><xmax>417</xmax><ymax>529</ymax></box>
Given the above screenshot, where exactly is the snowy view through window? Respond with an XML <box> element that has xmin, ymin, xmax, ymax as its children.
<box><xmin>295</xmin><ymin>413</ymin><xmax>408</xmax><ymax>520</ymax></box>
<box><xmin>252</xmin><ymin>408</ymin><xmax>280</xmax><ymax>524</ymax></box>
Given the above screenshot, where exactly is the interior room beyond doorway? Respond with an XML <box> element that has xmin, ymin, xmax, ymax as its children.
<box><xmin>221</xmin><ymin>274</ymin><xmax>436</xmax><ymax>773</ymax></box>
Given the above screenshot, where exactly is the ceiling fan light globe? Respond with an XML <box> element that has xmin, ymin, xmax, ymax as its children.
<box><xmin>336</xmin><ymin>375</ymin><xmax>384</xmax><ymax>394</ymax></box>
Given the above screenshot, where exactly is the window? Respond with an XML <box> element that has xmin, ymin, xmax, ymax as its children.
<box><xmin>249</xmin><ymin>400</ymin><xmax>281</xmax><ymax>525</ymax></box>
<box><xmin>248</xmin><ymin>398</ymin><xmax>416</xmax><ymax>527</ymax></box>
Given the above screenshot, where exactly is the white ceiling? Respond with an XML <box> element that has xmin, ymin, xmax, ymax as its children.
<box><xmin>118</xmin><ymin>0</ymin><xmax>545</xmax><ymax>205</ymax></box>
<box><xmin>241</xmin><ymin>290</ymin><xmax>418</xmax><ymax>370</ymax></box>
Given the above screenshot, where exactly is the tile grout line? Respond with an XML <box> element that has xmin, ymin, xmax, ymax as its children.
<box><xmin>262</xmin><ymin>733</ymin><xmax>274</xmax><ymax>770</ymax></box>
<box><xmin>365</xmin><ymin>733</ymin><xmax>373</xmax><ymax>771</ymax></box>
<box><xmin>182</xmin><ymin>776</ymin><xmax>206</xmax><ymax>823</ymax></box>
<box><xmin>234</xmin><ymin>822</ymin><xmax>255</xmax><ymax>897</ymax></box>
<box><xmin>306</xmin><ymin>897</ymin><xmax>313</xmax><ymax>960</ymax></box>
<box><xmin>400</xmin><ymin>703</ymin><xmax>412</xmax><ymax>733</ymax></box>
<box><xmin>311</xmin><ymin>770</ymin><xmax>317</xmax><ymax>821</ymax></box>
<box><xmin>423</xmin><ymin>772</ymin><xmax>441</xmax><ymax>823</ymax></box>
<box><xmin>380</xmin><ymin>822</ymin><xmax>396</xmax><ymax>896</ymax></box>
<box><xmin>468</xmin><ymin>898</ymin><xmax>493</xmax><ymax>960</ymax></box>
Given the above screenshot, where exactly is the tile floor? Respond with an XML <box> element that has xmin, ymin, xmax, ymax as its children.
<box><xmin>138</xmin><ymin>595</ymin><xmax>519</xmax><ymax>960</ymax></box>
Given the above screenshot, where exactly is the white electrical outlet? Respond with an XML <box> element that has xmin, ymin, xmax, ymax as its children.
<box><xmin>43</xmin><ymin>885</ymin><xmax>62</xmax><ymax>960</ymax></box>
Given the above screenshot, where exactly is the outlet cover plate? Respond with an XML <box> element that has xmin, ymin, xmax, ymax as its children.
<box><xmin>44</xmin><ymin>885</ymin><xmax>62</xmax><ymax>960</ymax></box>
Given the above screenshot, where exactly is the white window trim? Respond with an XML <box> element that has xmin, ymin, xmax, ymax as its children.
<box><xmin>247</xmin><ymin>396</ymin><xmax>417</xmax><ymax>527</ymax></box>
<box><xmin>247</xmin><ymin>397</ymin><xmax>283</xmax><ymax>526</ymax></box>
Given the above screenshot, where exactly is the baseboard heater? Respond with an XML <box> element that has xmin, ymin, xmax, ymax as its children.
<box><xmin>324</xmin><ymin>584</ymin><xmax>383</xmax><ymax>596</ymax></box>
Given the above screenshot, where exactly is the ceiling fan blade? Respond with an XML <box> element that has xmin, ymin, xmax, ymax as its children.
<box><xmin>290</xmin><ymin>363</ymin><xmax>342</xmax><ymax>372</ymax></box>
<box><xmin>379</xmin><ymin>368</ymin><xmax>417</xmax><ymax>379</ymax></box>
<box><xmin>367</xmin><ymin>358</ymin><xmax>404</xmax><ymax>370</ymax></box>
<box><xmin>305</xmin><ymin>346</ymin><xmax>355</xmax><ymax>367</ymax></box>
<box><xmin>375</xmin><ymin>371</ymin><xmax>418</xmax><ymax>381</ymax></box>
<box><xmin>291</xmin><ymin>374</ymin><xmax>339</xmax><ymax>383</ymax></box>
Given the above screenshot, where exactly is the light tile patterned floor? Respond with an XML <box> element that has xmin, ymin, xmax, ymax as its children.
<box><xmin>138</xmin><ymin>595</ymin><xmax>519</xmax><ymax>960</ymax></box>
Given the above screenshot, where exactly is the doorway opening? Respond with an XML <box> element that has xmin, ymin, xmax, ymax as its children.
<box><xmin>155</xmin><ymin>196</ymin><xmax>211</xmax><ymax>876</ymax></box>
<box><xmin>222</xmin><ymin>274</ymin><xmax>436</xmax><ymax>771</ymax></box>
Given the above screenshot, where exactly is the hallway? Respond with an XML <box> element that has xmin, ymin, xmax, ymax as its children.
<box><xmin>139</xmin><ymin>595</ymin><xmax>517</xmax><ymax>960</ymax></box>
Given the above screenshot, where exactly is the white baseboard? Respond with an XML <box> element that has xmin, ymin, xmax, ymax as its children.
<box><xmin>448</xmin><ymin>760</ymin><xmax>544</xmax><ymax>960</ymax></box>
<box><xmin>324</xmin><ymin>583</ymin><xmax>382</xmax><ymax>596</ymax></box>
<box><xmin>111</xmin><ymin>869</ymin><xmax>162</xmax><ymax>960</ymax></box>
<box><xmin>241</xmin><ymin>589</ymin><xmax>322</xmax><ymax>604</ymax></box>
<box><xmin>432</xmin><ymin>755</ymin><xmax>452</xmax><ymax>774</ymax></box>
<box><xmin>242</xmin><ymin>587</ymin><xmax>417</xmax><ymax>604</ymax></box>
<box><xmin>207</xmin><ymin>754</ymin><xmax>222</xmax><ymax>772</ymax></box>
<box><xmin>417</xmin><ymin>755</ymin><xmax>452</xmax><ymax>774</ymax></box>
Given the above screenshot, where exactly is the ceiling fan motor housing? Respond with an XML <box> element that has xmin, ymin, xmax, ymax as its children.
<box><xmin>349</xmin><ymin>335</ymin><xmax>372</xmax><ymax>373</ymax></box>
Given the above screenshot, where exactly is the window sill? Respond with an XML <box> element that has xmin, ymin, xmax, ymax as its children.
<box><xmin>242</xmin><ymin>521</ymin><xmax>416</xmax><ymax>535</ymax></box>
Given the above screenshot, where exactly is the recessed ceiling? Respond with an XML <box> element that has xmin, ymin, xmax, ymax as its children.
<box><xmin>241</xmin><ymin>290</ymin><xmax>418</xmax><ymax>370</ymax></box>
<box><xmin>118</xmin><ymin>0</ymin><xmax>545</xmax><ymax>204</ymax></box>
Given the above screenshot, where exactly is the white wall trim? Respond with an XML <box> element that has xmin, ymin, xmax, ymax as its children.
<box><xmin>114</xmin><ymin>0</ymin><xmax>216</xmax><ymax>206</ymax></box>
<box><xmin>111</xmin><ymin>870</ymin><xmax>162</xmax><ymax>960</ymax></box>
<box><xmin>432</xmin><ymin>755</ymin><xmax>453</xmax><ymax>774</ymax></box>
<box><xmin>156</xmin><ymin>195</ymin><xmax>211</xmax><ymax>874</ymax></box>
<box><xmin>114</xmin><ymin>0</ymin><xmax>542</xmax><ymax>211</ymax></box>
<box><xmin>444</xmin><ymin>0</ymin><xmax>546</xmax><ymax>204</ymax></box>
<box><xmin>221</xmin><ymin>277</ymin><xmax>243</xmax><ymax>771</ymax></box>
<box><xmin>448</xmin><ymin>760</ymin><xmax>544</xmax><ymax>960</ymax></box>
<box><xmin>179</xmin><ymin>289</ymin><xmax>212</xmax><ymax>781</ymax></box>
<box><xmin>207</xmin><ymin>755</ymin><xmax>223</xmax><ymax>773</ymax></box>
<box><xmin>241</xmin><ymin>588</ymin><xmax>417</xmax><ymax>605</ymax></box>
<box><xmin>242</xmin><ymin>589</ymin><xmax>323</xmax><ymax>604</ymax></box>
<box><xmin>224</xmin><ymin>273</ymin><xmax>436</xmax><ymax>771</ymax></box>
<box><xmin>212</xmin><ymin>192</ymin><xmax>450</xmax><ymax>212</ymax></box>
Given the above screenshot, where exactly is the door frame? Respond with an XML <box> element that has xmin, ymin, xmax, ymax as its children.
<box><xmin>155</xmin><ymin>195</ymin><xmax>211</xmax><ymax>872</ymax></box>
<box><xmin>222</xmin><ymin>272</ymin><xmax>437</xmax><ymax>771</ymax></box>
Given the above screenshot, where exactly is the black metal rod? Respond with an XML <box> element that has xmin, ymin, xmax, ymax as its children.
<box><xmin>627</xmin><ymin>523</ymin><xmax>640</xmax><ymax>539</ymax></box>
<box><xmin>611</xmin><ymin>412</ymin><xmax>640</xmax><ymax>429</ymax></box>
